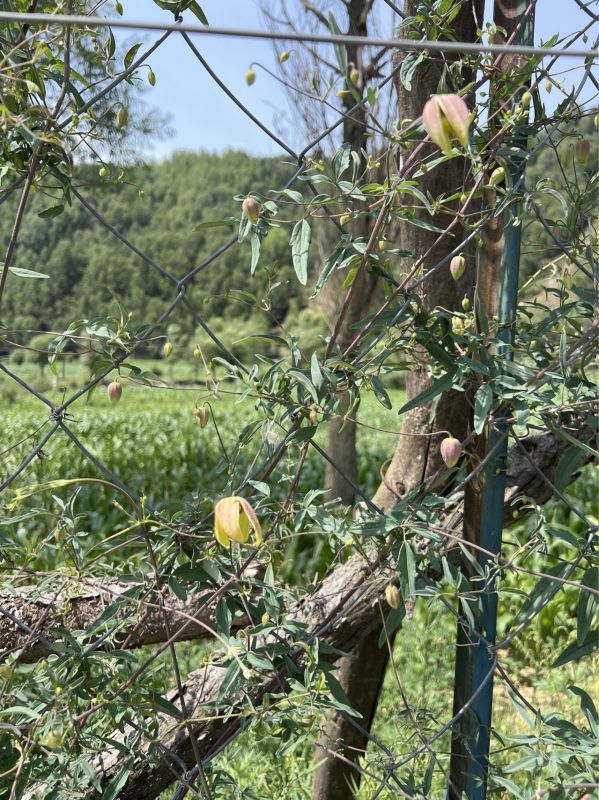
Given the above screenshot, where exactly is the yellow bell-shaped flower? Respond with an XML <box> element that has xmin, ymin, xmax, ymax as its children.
<box><xmin>214</xmin><ymin>496</ymin><xmax>263</xmax><ymax>549</ymax></box>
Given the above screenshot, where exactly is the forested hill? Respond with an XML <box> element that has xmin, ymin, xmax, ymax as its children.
<box><xmin>3</xmin><ymin>125</ymin><xmax>595</xmax><ymax>349</ymax></box>
<box><xmin>3</xmin><ymin>151</ymin><xmax>300</xmax><ymax>339</ymax></box>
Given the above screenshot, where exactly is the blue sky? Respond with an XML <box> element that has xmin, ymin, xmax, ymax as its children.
<box><xmin>117</xmin><ymin>0</ymin><xmax>597</xmax><ymax>158</ymax></box>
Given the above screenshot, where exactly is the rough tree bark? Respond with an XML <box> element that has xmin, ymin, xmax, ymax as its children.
<box><xmin>313</xmin><ymin>3</ymin><xmax>484</xmax><ymax>797</ymax></box>
<box><xmin>0</xmin><ymin>580</ymin><xmax>234</xmax><ymax>664</ymax></box>
<box><xmin>28</xmin><ymin>420</ymin><xmax>589</xmax><ymax>800</ymax></box>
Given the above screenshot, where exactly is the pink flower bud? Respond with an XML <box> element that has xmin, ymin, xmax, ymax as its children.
<box><xmin>242</xmin><ymin>196</ymin><xmax>260</xmax><ymax>224</ymax></box>
<box><xmin>107</xmin><ymin>381</ymin><xmax>122</xmax><ymax>404</ymax></box>
<box><xmin>450</xmin><ymin>254</ymin><xmax>466</xmax><ymax>280</ymax></box>
<box><xmin>422</xmin><ymin>94</ymin><xmax>470</xmax><ymax>156</ymax></box>
<box><xmin>440</xmin><ymin>436</ymin><xmax>462</xmax><ymax>468</ymax></box>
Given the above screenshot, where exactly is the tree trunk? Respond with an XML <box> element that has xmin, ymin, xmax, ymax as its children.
<box><xmin>314</xmin><ymin>2</ymin><xmax>484</xmax><ymax>795</ymax></box>
<box><xmin>323</xmin><ymin>0</ymin><xmax>375</xmax><ymax>505</ymax></box>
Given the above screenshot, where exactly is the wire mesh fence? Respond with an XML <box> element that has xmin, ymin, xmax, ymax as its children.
<box><xmin>0</xmin><ymin>2</ymin><xmax>598</xmax><ymax>799</ymax></box>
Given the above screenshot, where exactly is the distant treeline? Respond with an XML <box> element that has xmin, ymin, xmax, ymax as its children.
<box><xmin>2</xmin><ymin>121</ymin><xmax>595</xmax><ymax>354</ymax></box>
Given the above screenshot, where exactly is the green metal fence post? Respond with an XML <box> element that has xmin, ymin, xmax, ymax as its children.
<box><xmin>448</xmin><ymin>2</ymin><xmax>535</xmax><ymax>797</ymax></box>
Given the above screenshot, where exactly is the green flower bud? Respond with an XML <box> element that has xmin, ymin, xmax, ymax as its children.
<box><xmin>245</xmin><ymin>69</ymin><xmax>256</xmax><ymax>86</ymax></box>
<box><xmin>489</xmin><ymin>166</ymin><xmax>505</xmax><ymax>186</ymax></box>
<box><xmin>451</xmin><ymin>316</ymin><xmax>465</xmax><ymax>336</ymax></box>
<box><xmin>147</xmin><ymin>69</ymin><xmax>156</xmax><ymax>86</ymax></box>
<box><xmin>279</xmin><ymin>51</ymin><xmax>290</xmax><ymax>64</ymax></box>
<box><xmin>575</xmin><ymin>139</ymin><xmax>590</xmax><ymax>164</ymax></box>
<box><xmin>521</xmin><ymin>90</ymin><xmax>532</xmax><ymax>109</ymax></box>
<box><xmin>450</xmin><ymin>254</ymin><xmax>466</xmax><ymax>280</ymax></box>
<box><xmin>461</xmin><ymin>296</ymin><xmax>471</xmax><ymax>312</ymax></box>
<box><xmin>163</xmin><ymin>341</ymin><xmax>173</xmax><ymax>358</ymax></box>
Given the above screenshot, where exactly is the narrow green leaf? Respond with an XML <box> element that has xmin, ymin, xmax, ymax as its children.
<box><xmin>371</xmin><ymin>376</ymin><xmax>392</xmax><ymax>409</ymax></box>
<box><xmin>331</xmin><ymin>143</ymin><xmax>351</xmax><ymax>180</ymax></box>
<box><xmin>250</xmin><ymin>230</ymin><xmax>261</xmax><ymax>275</ymax></box>
<box><xmin>290</xmin><ymin>219</ymin><xmax>311</xmax><ymax>285</ymax></box>
<box><xmin>289</xmin><ymin>369</ymin><xmax>319</xmax><ymax>403</ymax></box>
<box><xmin>398</xmin><ymin>541</ymin><xmax>416</xmax><ymax>599</ymax></box>
<box><xmin>124</xmin><ymin>43</ymin><xmax>142</xmax><ymax>69</ymax></box>
<box><xmin>8</xmin><ymin>267</ymin><xmax>49</xmax><ymax>279</ymax></box>
<box><xmin>101</xmin><ymin>759</ymin><xmax>133</xmax><ymax>800</ymax></box>
<box><xmin>577</xmin><ymin>567</ymin><xmax>598</xmax><ymax>646</ymax></box>
<box><xmin>397</xmin><ymin>372</ymin><xmax>454</xmax><ymax>415</ymax></box>
<box><xmin>474</xmin><ymin>383</ymin><xmax>493</xmax><ymax>434</ymax></box>
<box><xmin>310</xmin><ymin>352</ymin><xmax>323</xmax><ymax>391</ymax></box>
<box><xmin>38</xmin><ymin>204</ymin><xmax>64</xmax><ymax>218</ymax></box>
<box><xmin>555</xmin><ymin>445</ymin><xmax>585</xmax><ymax>493</ymax></box>
<box><xmin>553</xmin><ymin>629</ymin><xmax>599</xmax><ymax>668</ymax></box>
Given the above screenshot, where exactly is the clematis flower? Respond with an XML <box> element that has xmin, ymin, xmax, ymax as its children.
<box><xmin>440</xmin><ymin>436</ymin><xmax>463</xmax><ymax>468</ymax></box>
<box><xmin>422</xmin><ymin>94</ymin><xmax>470</xmax><ymax>156</ymax></box>
<box><xmin>214</xmin><ymin>496</ymin><xmax>262</xmax><ymax>549</ymax></box>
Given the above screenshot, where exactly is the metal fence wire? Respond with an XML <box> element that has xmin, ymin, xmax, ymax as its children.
<box><xmin>0</xmin><ymin>4</ymin><xmax>598</xmax><ymax>800</ymax></box>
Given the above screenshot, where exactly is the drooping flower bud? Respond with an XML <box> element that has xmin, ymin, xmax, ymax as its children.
<box><xmin>193</xmin><ymin>344</ymin><xmax>203</xmax><ymax>360</ymax></box>
<box><xmin>107</xmin><ymin>381</ymin><xmax>122</xmax><ymax>404</ymax></box>
<box><xmin>544</xmin><ymin>79</ymin><xmax>553</xmax><ymax>93</ymax></box>
<box><xmin>163</xmin><ymin>341</ymin><xmax>173</xmax><ymax>358</ymax></box>
<box><xmin>440</xmin><ymin>436</ymin><xmax>462</xmax><ymax>468</ymax></box>
<box><xmin>385</xmin><ymin>584</ymin><xmax>401</xmax><ymax>610</ymax></box>
<box><xmin>451</xmin><ymin>316</ymin><xmax>465</xmax><ymax>336</ymax></box>
<box><xmin>214</xmin><ymin>496</ymin><xmax>263</xmax><ymax>549</ymax></box>
<box><xmin>461</xmin><ymin>296</ymin><xmax>471</xmax><ymax>312</ymax></box>
<box><xmin>349</xmin><ymin>66</ymin><xmax>360</xmax><ymax>85</ymax></box>
<box><xmin>575</xmin><ymin>139</ymin><xmax>590</xmax><ymax>164</ymax></box>
<box><xmin>116</xmin><ymin>107</ymin><xmax>128</xmax><ymax>129</ymax></box>
<box><xmin>245</xmin><ymin>68</ymin><xmax>256</xmax><ymax>86</ymax></box>
<box><xmin>261</xmin><ymin>612</ymin><xmax>270</xmax><ymax>624</ymax></box>
<box><xmin>194</xmin><ymin>405</ymin><xmax>210</xmax><ymax>428</ymax></box>
<box><xmin>521</xmin><ymin>90</ymin><xmax>532</xmax><ymax>109</ymax></box>
<box><xmin>279</xmin><ymin>51</ymin><xmax>289</xmax><ymax>64</ymax></box>
<box><xmin>489</xmin><ymin>166</ymin><xmax>505</xmax><ymax>186</ymax></box>
<box><xmin>242</xmin><ymin>196</ymin><xmax>260</xmax><ymax>224</ymax></box>
<box><xmin>450</xmin><ymin>254</ymin><xmax>466</xmax><ymax>280</ymax></box>
<box><xmin>147</xmin><ymin>69</ymin><xmax>156</xmax><ymax>87</ymax></box>
<box><xmin>422</xmin><ymin>94</ymin><xmax>470</xmax><ymax>156</ymax></box>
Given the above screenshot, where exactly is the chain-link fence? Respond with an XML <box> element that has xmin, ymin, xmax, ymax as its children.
<box><xmin>1</xmin><ymin>3</ymin><xmax>598</xmax><ymax>799</ymax></box>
